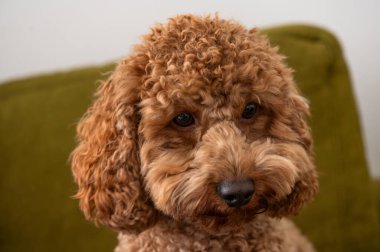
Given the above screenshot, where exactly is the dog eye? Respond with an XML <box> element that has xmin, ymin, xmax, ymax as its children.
<box><xmin>241</xmin><ymin>103</ymin><xmax>258</xmax><ymax>119</ymax></box>
<box><xmin>172</xmin><ymin>112</ymin><xmax>195</xmax><ymax>127</ymax></box>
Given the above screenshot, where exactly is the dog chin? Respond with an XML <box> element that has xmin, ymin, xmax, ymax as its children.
<box><xmin>184</xmin><ymin>204</ymin><xmax>268</xmax><ymax>234</ymax></box>
<box><xmin>189</xmin><ymin>211</ymin><xmax>253</xmax><ymax>233</ymax></box>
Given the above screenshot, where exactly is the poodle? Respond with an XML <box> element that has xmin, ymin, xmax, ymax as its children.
<box><xmin>71</xmin><ymin>14</ymin><xmax>318</xmax><ymax>252</ymax></box>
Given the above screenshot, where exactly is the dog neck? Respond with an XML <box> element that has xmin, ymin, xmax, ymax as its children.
<box><xmin>115</xmin><ymin>214</ymin><xmax>285</xmax><ymax>251</ymax></box>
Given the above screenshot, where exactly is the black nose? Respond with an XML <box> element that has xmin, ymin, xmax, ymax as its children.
<box><xmin>217</xmin><ymin>179</ymin><xmax>255</xmax><ymax>208</ymax></box>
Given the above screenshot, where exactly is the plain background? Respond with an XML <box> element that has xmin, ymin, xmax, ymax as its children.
<box><xmin>0</xmin><ymin>0</ymin><xmax>379</xmax><ymax>177</ymax></box>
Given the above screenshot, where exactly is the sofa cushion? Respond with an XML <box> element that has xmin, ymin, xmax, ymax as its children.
<box><xmin>0</xmin><ymin>66</ymin><xmax>116</xmax><ymax>251</ymax></box>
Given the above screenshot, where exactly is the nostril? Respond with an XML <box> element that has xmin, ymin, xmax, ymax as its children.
<box><xmin>217</xmin><ymin>179</ymin><xmax>254</xmax><ymax>208</ymax></box>
<box><xmin>243</xmin><ymin>192</ymin><xmax>253</xmax><ymax>201</ymax></box>
<box><xmin>224</xmin><ymin>194</ymin><xmax>237</xmax><ymax>202</ymax></box>
<box><xmin>223</xmin><ymin>194</ymin><xmax>238</xmax><ymax>205</ymax></box>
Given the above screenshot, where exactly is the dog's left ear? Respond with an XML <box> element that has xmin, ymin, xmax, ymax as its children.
<box><xmin>270</xmin><ymin>91</ymin><xmax>319</xmax><ymax>216</ymax></box>
<box><xmin>71</xmin><ymin>57</ymin><xmax>157</xmax><ymax>233</ymax></box>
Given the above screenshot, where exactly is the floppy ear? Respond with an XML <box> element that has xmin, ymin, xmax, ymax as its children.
<box><xmin>290</xmin><ymin>94</ymin><xmax>319</xmax><ymax>213</ymax></box>
<box><xmin>71</xmin><ymin>58</ymin><xmax>157</xmax><ymax>233</ymax></box>
<box><xmin>269</xmin><ymin>91</ymin><xmax>319</xmax><ymax>216</ymax></box>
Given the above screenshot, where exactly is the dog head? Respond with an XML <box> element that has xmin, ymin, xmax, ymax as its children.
<box><xmin>71</xmin><ymin>14</ymin><xmax>318</xmax><ymax>234</ymax></box>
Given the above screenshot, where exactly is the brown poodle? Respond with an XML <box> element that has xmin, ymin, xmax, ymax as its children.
<box><xmin>71</xmin><ymin>14</ymin><xmax>318</xmax><ymax>251</ymax></box>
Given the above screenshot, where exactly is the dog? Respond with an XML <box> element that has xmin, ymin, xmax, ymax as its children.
<box><xmin>71</xmin><ymin>14</ymin><xmax>318</xmax><ymax>251</ymax></box>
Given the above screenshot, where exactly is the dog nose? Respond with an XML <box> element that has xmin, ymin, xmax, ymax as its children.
<box><xmin>217</xmin><ymin>179</ymin><xmax>254</xmax><ymax>208</ymax></box>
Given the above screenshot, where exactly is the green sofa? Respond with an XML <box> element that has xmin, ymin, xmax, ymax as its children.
<box><xmin>1</xmin><ymin>25</ymin><xmax>379</xmax><ymax>252</ymax></box>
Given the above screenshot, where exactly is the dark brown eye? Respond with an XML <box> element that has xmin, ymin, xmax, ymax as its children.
<box><xmin>242</xmin><ymin>103</ymin><xmax>258</xmax><ymax>119</ymax></box>
<box><xmin>173</xmin><ymin>112</ymin><xmax>195</xmax><ymax>127</ymax></box>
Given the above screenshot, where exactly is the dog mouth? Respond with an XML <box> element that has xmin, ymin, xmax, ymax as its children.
<box><xmin>193</xmin><ymin>206</ymin><xmax>267</xmax><ymax>232</ymax></box>
<box><xmin>200</xmin><ymin>210</ymin><xmax>229</xmax><ymax>219</ymax></box>
<box><xmin>198</xmin><ymin>199</ymin><xmax>268</xmax><ymax>220</ymax></box>
<box><xmin>181</xmin><ymin>197</ymin><xmax>269</xmax><ymax>232</ymax></box>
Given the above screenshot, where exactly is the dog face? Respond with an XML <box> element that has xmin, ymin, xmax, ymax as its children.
<box><xmin>71</xmin><ymin>15</ymin><xmax>318</xmax><ymax>233</ymax></box>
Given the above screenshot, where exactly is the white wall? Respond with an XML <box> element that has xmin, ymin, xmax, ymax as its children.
<box><xmin>1</xmin><ymin>0</ymin><xmax>379</xmax><ymax>177</ymax></box>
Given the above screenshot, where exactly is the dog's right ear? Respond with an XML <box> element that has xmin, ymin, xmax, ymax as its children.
<box><xmin>71</xmin><ymin>57</ymin><xmax>157</xmax><ymax>233</ymax></box>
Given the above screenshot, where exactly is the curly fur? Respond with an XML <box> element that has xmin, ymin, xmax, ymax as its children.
<box><xmin>71</xmin><ymin>14</ymin><xmax>318</xmax><ymax>251</ymax></box>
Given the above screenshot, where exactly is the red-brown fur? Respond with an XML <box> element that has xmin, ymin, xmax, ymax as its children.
<box><xmin>71</xmin><ymin>14</ymin><xmax>318</xmax><ymax>251</ymax></box>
